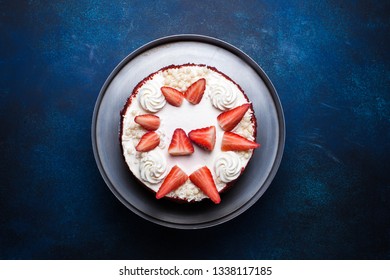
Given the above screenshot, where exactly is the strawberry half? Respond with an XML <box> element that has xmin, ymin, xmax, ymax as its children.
<box><xmin>134</xmin><ymin>114</ymin><xmax>160</xmax><ymax>131</ymax></box>
<box><xmin>221</xmin><ymin>131</ymin><xmax>260</xmax><ymax>151</ymax></box>
<box><xmin>189</xmin><ymin>166</ymin><xmax>221</xmax><ymax>204</ymax></box>
<box><xmin>135</xmin><ymin>131</ymin><xmax>160</xmax><ymax>152</ymax></box>
<box><xmin>217</xmin><ymin>103</ymin><xmax>251</xmax><ymax>131</ymax></box>
<box><xmin>188</xmin><ymin>126</ymin><xmax>216</xmax><ymax>151</ymax></box>
<box><xmin>184</xmin><ymin>78</ymin><xmax>206</xmax><ymax>105</ymax></box>
<box><xmin>156</xmin><ymin>165</ymin><xmax>188</xmax><ymax>199</ymax></box>
<box><xmin>161</xmin><ymin>86</ymin><xmax>184</xmax><ymax>107</ymax></box>
<box><xmin>168</xmin><ymin>129</ymin><xmax>194</xmax><ymax>156</ymax></box>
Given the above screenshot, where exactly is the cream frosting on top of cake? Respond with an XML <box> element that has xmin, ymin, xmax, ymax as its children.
<box><xmin>139</xmin><ymin>150</ymin><xmax>167</xmax><ymax>184</ymax></box>
<box><xmin>121</xmin><ymin>65</ymin><xmax>256</xmax><ymax>202</ymax></box>
<box><xmin>138</xmin><ymin>77</ymin><xmax>166</xmax><ymax>112</ymax></box>
<box><xmin>214</xmin><ymin>151</ymin><xmax>242</xmax><ymax>183</ymax></box>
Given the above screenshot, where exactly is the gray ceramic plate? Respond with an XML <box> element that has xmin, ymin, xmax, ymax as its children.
<box><xmin>92</xmin><ymin>34</ymin><xmax>285</xmax><ymax>229</ymax></box>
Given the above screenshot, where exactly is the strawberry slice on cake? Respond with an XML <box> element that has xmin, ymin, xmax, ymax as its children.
<box><xmin>161</xmin><ymin>87</ymin><xmax>184</xmax><ymax>107</ymax></box>
<box><xmin>135</xmin><ymin>131</ymin><xmax>160</xmax><ymax>152</ymax></box>
<box><xmin>189</xmin><ymin>166</ymin><xmax>221</xmax><ymax>204</ymax></box>
<box><xmin>168</xmin><ymin>129</ymin><xmax>194</xmax><ymax>156</ymax></box>
<box><xmin>221</xmin><ymin>131</ymin><xmax>260</xmax><ymax>151</ymax></box>
<box><xmin>184</xmin><ymin>78</ymin><xmax>206</xmax><ymax>105</ymax></box>
<box><xmin>217</xmin><ymin>103</ymin><xmax>251</xmax><ymax>131</ymax></box>
<box><xmin>188</xmin><ymin>126</ymin><xmax>216</xmax><ymax>151</ymax></box>
<box><xmin>134</xmin><ymin>114</ymin><xmax>160</xmax><ymax>131</ymax></box>
<box><xmin>156</xmin><ymin>165</ymin><xmax>188</xmax><ymax>199</ymax></box>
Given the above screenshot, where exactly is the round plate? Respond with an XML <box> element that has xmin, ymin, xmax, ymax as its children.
<box><xmin>92</xmin><ymin>34</ymin><xmax>285</xmax><ymax>229</ymax></box>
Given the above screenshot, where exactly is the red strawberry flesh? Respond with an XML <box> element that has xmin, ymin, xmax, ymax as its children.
<box><xmin>184</xmin><ymin>78</ymin><xmax>206</xmax><ymax>105</ymax></box>
<box><xmin>135</xmin><ymin>131</ymin><xmax>160</xmax><ymax>152</ymax></box>
<box><xmin>134</xmin><ymin>114</ymin><xmax>160</xmax><ymax>131</ymax></box>
<box><xmin>189</xmin><ymin>166</ymin><xmax>221</xmax><ymax>204</ymax></box>
<box><xmin>188</xmin><ymin>126</ymin><xmax>216</xmax><ymax>151</ymax></box>
<box><xmin>161</xmin><ymin>87</ymin><xmax>184</xmax><ymax>107</ymax></box>
<box><xmin>217</xmin><ymin>103</ymin><xmax>251</xmax><ymax>131</ymax></box>
<box><xmin>156</xmin><ymin>165</ymin><xmax>188</xmax><ymax>199</ymax></box>
<box><xmin>168</xmin><ymin>129</ymin><xmax>194</xmax><ymax>156</ymax></box>
<box><xmin>221</xmin><ymin>131</ymin><xmax>260</xmax><ymax>151</ymax></box>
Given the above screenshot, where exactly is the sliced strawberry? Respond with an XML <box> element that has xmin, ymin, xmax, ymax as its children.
<box><xmin>134</xmin><ymin>114</ymin><xmax>160</xmax><ymax>131</ymax></box>
<box><xmin>168</xmin><ymin>129</ymin><xmax>194</xmax><ymax>156</ymax></box>
<box><xmin>156</xmin><ymin>165</ymin><xmax>188</xmax><ymax>199</ymax></box>
<box><xmin>188</xmin><ymin>126</ymin><xmax>216</xmax><ymax>151</ymax></box>
<box><xmin>217</xmin><ymin>103</ymin><xmax>251</xmax><ymax>131</ymax></box>
<box><xmin>184</xmin><ymin>78</ymin><xmax>206</xmax><ymax>105</ymax></box>
<box><xmin>161</xmin><ymin>86</ymin><xmax>184</xmax><ymax>107</ymax></box>
<box><xmin>221</xmin><ymin>131</ymin><xmax>260</xmax><ymax>151</ymax></box>
<box><xmin>135</xmin><ymin>131</ymin><xmax>160</xmax><ymax>152</ymax></box>
<box><xmin>189</xmin><ymin>166</ymin><xmax>220</xmax><ymax>204</ymax></box>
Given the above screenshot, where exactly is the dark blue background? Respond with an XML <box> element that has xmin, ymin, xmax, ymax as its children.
<box><xmin>1</xmin><ymin>0</ymin><xmax>389</xmax><ymax>259</ymax></box>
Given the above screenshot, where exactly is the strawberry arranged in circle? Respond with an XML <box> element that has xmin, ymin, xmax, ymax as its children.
<box><xmin>168</xmin><ymin>129</ymin><xmax>194</xmax><ymax>156</ymax></box>
<box><xmin>188</xmin><ymin>126</ymin><xmax>216</xmax><ymax>151</ymax></box>
<box><xmin>156</xmin><ymin>165</ymin><xmax>188</xmax><ymax>199</ymax></box>
<box><xmin>184</xmin><ymin>78</ymin><xmax>206</xmax><ymax>105</ymax></box>
<box><xmin>217</xmin><ymin>103</ymin><xmax>251</xmax><ymax>131</ymax></box>
<box><xmin>161</xmin><ymin>87</ymin><xmax>184</xmax><ymax>107</ymax></box>
<box><xmin>134</xmin><ymin>114</ymin><xmax>160</xmax><ymax>131</ymax></box>
<box><xmin>189</xmin><ymin>166</ymin><xmax>221</xmax><ymax>204</ymax></box>
<box><xmin>221</xmin><ymin>131</ymin><xmax>260</xmax><ymax>151</ymax></box>
<box><xmin>136</xmin><ymin>131</ymin><xmax>160</xmax><ymax>152</ymax></box>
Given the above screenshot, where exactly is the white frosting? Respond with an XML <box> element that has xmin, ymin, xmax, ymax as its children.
<box><xmin>139</xmin><ymin>150</ymin><xmax>167</xmax><ymax>184</ymax></box>
<box><xmin>214</xmin><ymin>152</ymin><xmax>242</xmax><ymax>183</ymax></box>
<box><xmin>138</xmin><ymin>78</ymin><xmax>166</xmax><ymax>113</ymax></box>
<box><xmin>232</xmin><ymin>111</ymin><xmax>255</xmax><ymax>141</ymax></box>
<box><xmin>121</xmin><ymin>65</ymin><xmax>256</xmax><ymax>202</ymax></box>
<box><xmin>173</xmin><ymin>180</ymin><xmax>204</xmax><ymax>202</ymax></box>
<box><xmin>209</xmin><ymin>82</ymin><xmax>237</xmax><ymax>110</ymax></box>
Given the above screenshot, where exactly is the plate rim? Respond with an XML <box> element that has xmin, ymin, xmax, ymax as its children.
<box><xmin>91</xmin><ymin>34</ymin><xmax>285</xmax><ymax>229</ymax></box>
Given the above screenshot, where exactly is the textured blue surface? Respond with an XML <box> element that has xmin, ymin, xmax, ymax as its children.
<box><xmin>1</xmin><ymin>0</ymin><xmax>389</xmax><ymax>259</ymax></box>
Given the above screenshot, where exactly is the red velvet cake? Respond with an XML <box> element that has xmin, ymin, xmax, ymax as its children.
<box><xmin>120</xmin><ymin>64</ymin><xmax>259</xmax><ymax>203</ymax></box>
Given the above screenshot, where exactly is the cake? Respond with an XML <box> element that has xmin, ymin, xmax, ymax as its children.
<box><xmin>120</xmin><ymin>64</ymin><xmax>260</xmax><ymax>204</ymax></box>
